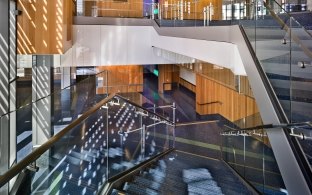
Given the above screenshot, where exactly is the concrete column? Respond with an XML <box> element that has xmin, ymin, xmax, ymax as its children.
<box><xmin>9</xmin><ymin>0</ymin><xmax>17</xmax><ymax>170</ymax></box>
<box><xmin>307</xmin><ymin>0</ymin><xmax>312</xmax><ymax>11</ymax></box>
<box><xmin>60</xmin><ymin>66</ymin><xmax>72</xmax><ymax>125</ymax></box>
<box><xmin>61</xmin><ymin>67</ymin><xmax>71</xmax><ymax>89</ymax></box>
<box><xmin>32</xmin><ymin>55</ymin><xmax>53</xmax><ymax>145</ymax></box>
<box><xmin>0</xmin><ymin>0</ymin><xmax>17</xmax><ymax>194</ymax></box>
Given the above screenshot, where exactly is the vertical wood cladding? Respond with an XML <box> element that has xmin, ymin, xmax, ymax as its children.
<box><xmin>158</xmin><ymin>64</ymin><xmax>180</xmax><ymax>93</ymax></box>
<box><xmin>158</xmin><ymin>64</ymin><xmax>173</xmax><ymax>93</ymax></box>
<box><xmin>17</xmin><ymin>0</ymin><xmax>73</xmax><ymax>54</ymax></box>
<box><xmin>96</xmin><ymin>65</ymin><xmax>143</xmax><ymax>94</ymax></box>
<box><xmin>196</xmin><ymin>74</ymin><xmax>259</xmax><ymax>122</ymax></box>
<box><xmin>161</xmin><ymin>0</ymin><xmax>222</xmax><ymax>20</ymax></box>
<box><xmin>94</xmin><ymin>0</ymin><xmax>143</xmax><ymax>18</ymax></box>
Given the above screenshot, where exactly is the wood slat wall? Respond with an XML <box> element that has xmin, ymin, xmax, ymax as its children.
<box><xmin>196</xmin><ymin>74</ymin><xmax>259</xmax><ymax>122</ymax></box>
<box><xmin>239</xmin><ymin>75</ymin><xmax>254</xmax><ymax>98</ymax></box>
<box><xmin>158</xmin><ymin>64</ymin><xmax>173</xmax><ymax>93</ymax></box>
<box><xmin>96</xmin><ymin>65</ymin><xmax>143</xmax><ymax>94</ymax></box>
<box><xmin>17</xmin><ymin>0</ymin><xmax>73</xmax><ymax>54</ymax></box>
<box><xmin>196</xmin><ymin>63</ymin><xmax>236</xmax><ymax>90</ymax></box>
<box><xmin>161</xmin><ymin>0</ymin><xmax>222</xmax><ymax>20</ymax></box>
<box><xmin>95</xmin><ymin>0</ymin><xmax>143</xmax><ymax>18</ymax></box>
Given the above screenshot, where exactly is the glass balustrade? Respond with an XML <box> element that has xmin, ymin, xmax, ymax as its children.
<box><xmin>74</xmin><ymin>0</ymin><xmax>311</xmax><ymax>30</ymax></box>
<box><xmin>285</xmin><ymin>123</ymin><xmax>312</xmax><ymax>168</ymax></box>
<box><xmin>0</xmin><ymin>94</ymin><xmax>175</xmax><ymax>194</ymax></box>
<box><xmin>221</xmin><ymin>125</ymin><xmax>287</xmax><ymax>194</ymax></box>
<box><xmin>240</xmin><ymin>0</ymin><xmax>312</xmax><ymax>123</ymax></box>
<box><xmin>11</xmin><ymin>63</ymin><xmax>147</xmax><ymax>165</ymax></box>
<box><xmin>13</xmin><ymin>68</ymin><xmax>108</xmax><ymax>164</ymax></box>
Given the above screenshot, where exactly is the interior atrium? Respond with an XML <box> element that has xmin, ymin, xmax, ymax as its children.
<box><xmin>0</xmin><ymin>0</ymin><xmax>312</xmax><ymax>194</ymax></box>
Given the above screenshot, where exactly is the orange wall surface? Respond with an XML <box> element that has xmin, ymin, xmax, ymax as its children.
<box><xmin>161</xmin><ymin>0</ymin><xmax>222</xmax><ymax>20</ymax></box>
<box><xmin>196</xmin><ymin>74</ymin><xmax>259</xmax><ymax>122</ymax></box>
<box><xmin>96</xmin><ymin>65</ymin><xmax>143</xmax><ymax>94</ymax></box>
<box><xmin>83</xmin><ymin>0</ymin><xmax>143</xmax><ymax>18</ymax></box>
<box><xmin>17</xmin><ymin>0</ymin><xmax>73</xmax><ymax>54</ymax></box>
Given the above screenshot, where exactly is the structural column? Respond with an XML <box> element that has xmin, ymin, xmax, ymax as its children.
<box><xmin>0</xmin><ymin>0</ymin><xmax>17</xmax><ymax>194</ymax></box>
<box><xmin>32</xmin><ymin>55</ymin><xmax>53</xmax><ymax>145</ymax></box>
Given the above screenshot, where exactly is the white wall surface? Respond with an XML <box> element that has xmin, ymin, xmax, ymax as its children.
<box><xmin>65</xmin><ymin>25</ymin><xmax>247</xmax><ymax>75</ymax></box>
<box><xmin>71</xmin><ymin>25</ymin><xmax>173</xmax><ymax>66</ymax></box>
<box><xmin>150</xmin><ymin>27</ymin><xmax>246</xmax><ymax>75</ymax></box>
<box><xmin>179</xmin><ymin>68</ymin><xmax>196</xmax><ymax>85</ymax></box>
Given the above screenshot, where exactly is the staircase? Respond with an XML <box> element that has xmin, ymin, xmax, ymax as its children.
<box><xmin>240</xmin><ymin>3</ymin><xmax>312</xmax><ymax>123</ymax></box>
<box><xmin>111</xmin><ymin>151</ymin><xmax>254</xmax><ymax>195</ymax></box>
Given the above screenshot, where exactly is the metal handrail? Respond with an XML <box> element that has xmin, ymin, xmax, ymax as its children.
<box><xmin>268</xmin><ymin>0</ymin><xmax>312</xmax><ymax>39</ymax></box>
<box><xmin>239</xmin><ymin>25</ymin><xmax>289</xmax><ymax>124</ymax></box>
<box><xmin>221</xmin><ymin>122</ymin><xmax>312</xmax><ymax>142</ymax></box>
<box><xmin>222</xmin><ymin>121</ymin><xmax>312</xmax><ymax>133</ymax></box>
<box><xmin>115</xmin><ymin>94</ymin><xmax>175</xmax><ymax>125</ymax></box>
<box><xmin>0</xmin><ymin>93</ymin><xmax>116</xmax><ymax>188</ymax></box>
<box><xmin>264</xmin><ymin>1</ymin><xmax>312</xmax><ymax>59</ymax></box>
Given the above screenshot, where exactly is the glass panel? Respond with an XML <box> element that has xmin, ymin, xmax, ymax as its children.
<box><xmin>288</xmin><ymin>124</ymin><xmax>312</xmax><ymax>169</ymax></box>
<box><xmin>31</xmin><ymin>106</ymin><xmax>108</xmax><ymax>194</ymax></box>
<box><xmin>221</xmin><ymin>127</ymin><xmax>287</xmax><ymax>194</ymax></box>
<box><xmin>0</xmin><ymin>94</ymin><xmax>174</xmax><ymax>194</ymax></box>
<box><xmin>106</xmin><ymin>97</ymin><xmax>143</xmax><ymax>178</ymax></box>
<box><xmin>240</xmin><ymin>0</ymin><xmax>312</xmax><ymax>124</ymax></box>
<box><xmin>14</xmin><ymin>67</ymin><xmax>108</xmax><ymax>163</ymax></box>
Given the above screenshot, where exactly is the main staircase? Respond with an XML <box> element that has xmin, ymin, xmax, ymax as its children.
<box><xmin>110</xmin><ymin>151</ymin><xmax>254</xmax><ymax>195</ymax></box>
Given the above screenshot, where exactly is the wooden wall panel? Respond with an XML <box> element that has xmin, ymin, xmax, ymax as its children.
<box><xmin>197</xmin><ymin>62</ymin><xmax>235</xmax><ymax>90</ymax></box>
<box><xmin>95</xmin><ymin>0</ymin><xmax>143</xmax><ymax>18</ymax></box>
<box><xmin>158</xmin><ymin>64</ymin><xmax>173</xmax><ymax>93</ymax></box>
<box><xmin>17</xmin><ymin>0</ymin><xmax>73</xmax><ymax>54</ymax></box>
<box><xmin>196</xmin><ymin>74</ymin><xmax>259</xmax><ymax>122</ymax></box>
<box><xmin>96</xmin><ymin>65</ymin><xmax>143</xmax><ymax>94</ymax></box>
<box><xmin>172</xmin><ymin>65</ymin><xmax>180</xmax><ymax>83</ymax></box>
<box><xmin>240</xmin><ymin>75</ymin><xmax>254</xmax><ymax>97</ymax></box>
<box><xmin>162</xmin><ymin>0</ymin><xmax>222</xmax><ymax>20</ymax></box>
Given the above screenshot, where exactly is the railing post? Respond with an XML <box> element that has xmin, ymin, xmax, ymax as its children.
<box><xmin>152</xmin><ymin>3</ymin><xmax>155</xmax><ymax>19</ymax></box>
<box><xmin>206</xmin><ymin>5</ymin><xmax>210</xmax><ymax>26</ymax></box>
<box><xmin>203</xmin><ymin>7</ymin><xmax>206</xmax><ymax>26</ymax></box>
<box><xmin>141</xmin><ymin>125</ymin><xmax>146</xmax><ymax>159</ymax></box>
<box><xmin>172</xmin><ymin>102</ymin><xmax>176</xmax><ymax>147</ymax></box>
<box><xmin>106</xmin><ymin>70</ymin><xmax>109</xmax><ymax>96</ymax></box>
<box><xmin>153</xmin><ymin>104</ymin><xmax>156</xmax><ymax>138</ymax></box>
<box><xmin>26</xmin><ymin>145</ymin><xmax>40</xmax><ymax>172</ymax></box>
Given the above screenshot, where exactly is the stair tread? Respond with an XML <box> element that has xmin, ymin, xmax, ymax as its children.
<box><xmin>123</xmin><ymin>182</ymin><xmax>159</xmax><ymax>195</ymax></box>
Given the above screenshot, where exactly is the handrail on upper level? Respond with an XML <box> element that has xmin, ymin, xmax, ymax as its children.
<box><xmin>263</xmin><ymin>1</ymin><xmax>312</xmax><ymax>60</ymax></box>
<box><xmin>267</xmin><ymin>0</ymin><xmax>312</xmax><ymax>39</ymax></box>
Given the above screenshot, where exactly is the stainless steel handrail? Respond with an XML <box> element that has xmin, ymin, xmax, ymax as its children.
<box><xmin>222</xmin><ymin>121</ymin><xmax>312</xmax><ymax>133</ymax></box>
